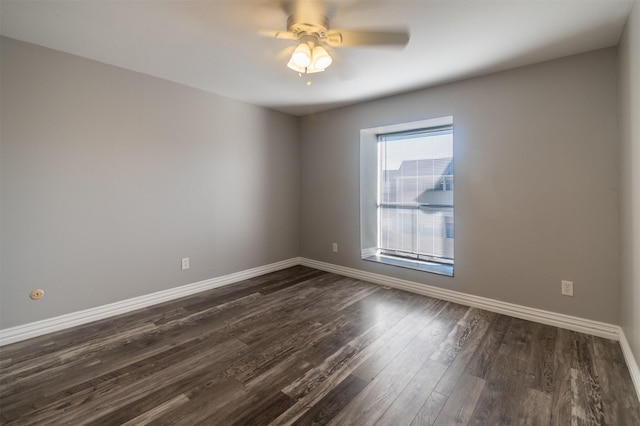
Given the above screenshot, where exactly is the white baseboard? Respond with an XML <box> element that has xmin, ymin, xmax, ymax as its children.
<box><xmin>2</xmin><ymin>256</ymin><xmax>637</xmax><ymax>401</ymax></box>
<box><xmin>298</xmin><ymin>258</ymin><xmax>640</xmax><ymax>402</ymax></box>
<box><xmin>299</xmin><ymin>257</ymin><xmax>621</xmax><ymax>341</ymax></box>
<box><xmin>0</xmin><ymin>255</ymin><xmax>625</xmax><ymax>345</ymax></box>
<box><xmin>0</xmin><ymin>256</ymin><xmax>624</xmax><ymax>344</ymax></box>
<box><xmin>619</xmin><ymin>329</ymin><xmax>640</xmax><ymax>402</ymax></box>
<box><xmin>0</xmin><ymin>258</ymin><xmax>299</xmax><ymax>346</ymax></box>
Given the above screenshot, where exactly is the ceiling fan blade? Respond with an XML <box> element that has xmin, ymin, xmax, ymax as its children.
<box><xmin>325</xmin><ymin>29</ymin><xmax>410</xmax><ymax>47</ymax></box>
<box><xmin>258</xmin><ymin>29</ymin><xmax>298</xmax><ymax>41</ymax></box>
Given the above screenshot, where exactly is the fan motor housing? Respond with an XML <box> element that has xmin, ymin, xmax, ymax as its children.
<box><xmin>287</xmin><ymin>15</ymin><xmax>329</xmax><ymax>38</ymax></box>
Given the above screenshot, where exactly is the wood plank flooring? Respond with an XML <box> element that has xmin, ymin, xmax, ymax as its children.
<box><xmin>1</xmin><ymin>266</ymin><xmax>639</xmax><ymax>425</ymax></box>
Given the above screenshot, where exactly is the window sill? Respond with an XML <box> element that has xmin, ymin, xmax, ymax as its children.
<box><xmin>363</xmin><ymin>254</ymin><xmax>454</xmax><ymax>277</ymax></box>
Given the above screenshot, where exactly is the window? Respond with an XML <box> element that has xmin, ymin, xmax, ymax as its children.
<box><xmin>361</xmin><ymin>117</ymin><xmax>454</xmax><ymax>276</ymax></box>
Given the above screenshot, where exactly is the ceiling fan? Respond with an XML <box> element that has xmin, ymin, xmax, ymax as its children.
<box><xmin>261</xmin><ymin>0</ymin><xmax>410</xmax><ymax>74</ymax></box>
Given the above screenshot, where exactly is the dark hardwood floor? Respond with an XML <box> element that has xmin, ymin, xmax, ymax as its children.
<box><xmin>1</xmin><ymin>266</ymin><xmax>639</xmax><ymax>425</ymax></box>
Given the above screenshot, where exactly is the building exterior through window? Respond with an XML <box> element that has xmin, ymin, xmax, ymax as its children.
<box><xmin>378</xmin><ymin>126</ymin><xmax>454</xmax><ymax>265</ymax></box>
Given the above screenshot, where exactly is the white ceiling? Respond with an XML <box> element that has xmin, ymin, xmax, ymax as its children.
<box><xmin>0</xmin><ymin>0</ymin><xmax>633</xmax><ymax>115</ymax></box>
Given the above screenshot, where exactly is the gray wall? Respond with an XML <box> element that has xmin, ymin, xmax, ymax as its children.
<box><xmin>300</xmin><ymin>48</ymin><xmax>620</xmax><ymax>324</ymax></box>
<box><xmin>0</xmin><ymin>37</ymin><xmax>300</xmax><ymax>329</ymax></box>
<box><xmin>619</xmin><ymin>2</ymin><xmax>640</xmax><ymax>367</ymax></box>
<box><xmin>0</xmin><ymin>35</ymin><xmax>627</xmax><ymax>332</ymax></box>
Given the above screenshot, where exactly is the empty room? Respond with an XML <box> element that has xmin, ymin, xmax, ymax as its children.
<box><xmin>1</xmin><ymin>0</ymin><xmax>639</xmax><ymax>424</ymax></box>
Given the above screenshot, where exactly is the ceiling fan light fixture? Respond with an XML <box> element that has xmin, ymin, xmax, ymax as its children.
<box><xmin>312</xmin><ymin>45</ymin><xmax>332</xmax><ymax>70</ymax></box>
<box><xmin>286</xmin><ymin>34</ymin><xmax>332</xmax><ymax>75</ymax></box>
<box><xmin>286</xmin><ymin>59</ymin><xmax>306</xmax><ymax>73</ymax></box>
<box><xmin>290</xmin><ymin>42</ymin><xmax>311</xmax><ymax>68</ymax></box>
<box><xmin>304</xmin><ymin>63</ymin><xmax>325</xmax><ymax>74</ymax></box>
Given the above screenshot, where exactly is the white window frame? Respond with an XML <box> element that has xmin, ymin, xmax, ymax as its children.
<box><xmin>360</xmin><ymin>116</ymin><xmax>454</xmax><ymax>276</ymax></box>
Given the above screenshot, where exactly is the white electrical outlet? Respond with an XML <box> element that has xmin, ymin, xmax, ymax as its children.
<box><xmin>561</xmin><ymin>280</ymin><xmax>573</xmax><ymax>296</ymax></box>
<box><xmin>332</xmin><ymin>243</ymin><xmax>338</xmax><ymax>253</ymax></box>
<box><xmin>181</xmin><ymin>258</ymin><xmax>190</xmax><ymax>270</ymax></box>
